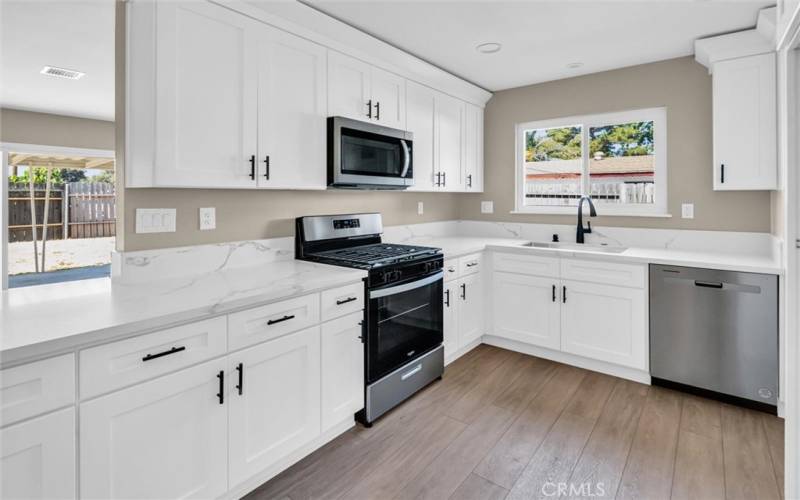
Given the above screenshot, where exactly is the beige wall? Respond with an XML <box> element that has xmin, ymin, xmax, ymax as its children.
<box><xmin>123</xmin><ymin>190</ymin><xmax>459</xmax><ymax>251</ymax></box>
<box><xmin>0</xmin><ymin>108</ymin><xmax>115</xmax><ymax>151</ymax></box>
<box><xmin>458</xmin><ymin>56</ymin><xmax>772</xmax><ymax>233</ymax></box>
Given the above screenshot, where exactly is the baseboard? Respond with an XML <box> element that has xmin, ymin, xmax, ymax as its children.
<box><xmin>482</xmin><ymin>335</ymin><xmax>651</xmax><ymax>385</ymax></box>
<box><xmin>445</xmin><ymin>337</ymin><xmax>482</xmax><ymax>366</ymax></box>
<box><xmin>224</xmin><ymin>417</ymin><xmax>355</xmax><ymax>500</ymax></box>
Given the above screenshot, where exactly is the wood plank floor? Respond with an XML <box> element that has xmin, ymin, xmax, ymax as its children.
<box><xmin>245</xmin><ymin>345</ymin><xmax>784</xmax><ymax>500</ymax></box>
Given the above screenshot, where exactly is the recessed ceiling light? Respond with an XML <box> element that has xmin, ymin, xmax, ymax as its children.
<box><xmin>40</xmin><ymin>66</ymin><xmax>85</xmax><ymax>80</ymax></box>
<box><xmin>476</xmin><ymin>42</ymin><xmax>502</xmax><ymax>54</ymax></box>
<box><xmin>566</xmin><ymin>62</ymin><xmax>584</xmax><ymax>69</ymax></box>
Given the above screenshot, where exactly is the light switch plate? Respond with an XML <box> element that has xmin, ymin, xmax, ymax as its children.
<box><xmin>199</xmin><ymin>207</ymin><xmax>216</xmax><ymax>230</ymax></box>
<box><xmin>681</xmin><ymin>203</ymin><xmax>694</xmax><ymax>219</ymax></box>
<box><xmin>481</xmin><ymin>201</ymin><xmax>494</xmax><ymax>214</ymax></box>
<box><xmin>135</xmin><ymin>209</ymin><xmax>176</xmax><ymax>234</ymax></box>
<box><xmin>417</xmin><ymin>201</ymin><xmax>424</xmax><ymax>215</ymax></box>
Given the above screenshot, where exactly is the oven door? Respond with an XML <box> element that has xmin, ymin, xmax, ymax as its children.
<box><xmin>329</xmin><ymin>117</ymin><xmax>413</xmax><ymax>188</ymax></box>
<box><xmin>366</xmin><ymin>271</ymin><xmax>443</xmax><ymax>383</ymax></box>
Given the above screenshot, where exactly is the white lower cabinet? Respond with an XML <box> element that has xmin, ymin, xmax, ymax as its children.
<box><xmin>321</xmin><ymin>312</ymin><xmax>364</xmax><ymax>432</ymax></box>
<box><xmin>443</xmin><ymin>280</ymin><xmax>460</xmax><ymax>357</ymax></box>
<box><xmin>458</xmin><ymin>273</ymin><xmax>484</xmax><ymax>346</ymax></box>
<box><xmin>1</xmin><ymin>408</ymin><xmax>75</xmax><ymax>500</ymax></box>
<box><xmin>443</xmin><ymin>254</ymin><xmax>486</xmax><ymax>361</ymax></box>
<box><xmin>228</xmin><ymin>326</ymin><xmax>321</xmax><ymax>488</ymax></box>
<box><xmin>560</xmin><ymin>280</ymin><xmax>646</xmax><ymax>370</ymax></box>
<box><xmin>80</xmin><ymin>358</ymin><xmax>228</xmax><ymax>499</ymax></box>
<box><xmin>492</xmin><ymin>272</ymin><xmax>560</xmax><ymax>350</ymax></box>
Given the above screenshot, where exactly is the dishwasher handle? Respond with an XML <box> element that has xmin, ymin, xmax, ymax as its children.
<box><xmin>695</xmin><ymin>280</ymin><xmax>724</xmax><ymax>289</ymax></box>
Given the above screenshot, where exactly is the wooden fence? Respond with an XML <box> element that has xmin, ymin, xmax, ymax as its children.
<box><xmin>8</xmin><ymin>182</ymin><xmax>116</xmax><ymax>242</ymax></box>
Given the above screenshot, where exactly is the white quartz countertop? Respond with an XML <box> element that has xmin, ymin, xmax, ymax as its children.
<box><xmin>1</xmin><ymin>260</ymin><xmax>366</xmax><ymax>366</ymax></box>
<box><xmin>389</xmin><ymin>235</ymin><xmax>782</xmax><ymax>275</ymax></box>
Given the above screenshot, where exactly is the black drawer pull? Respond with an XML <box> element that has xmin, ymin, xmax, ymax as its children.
<box><xmin>466</xmin><ymin>262</ymin><xmax>478</xmax><ymax>267</ymax></box>
<box><xmin>235</xmin><ymin>362</ymin><xmax>243</xmax><ymax>395</ymax></box>
<box><xmin>460</xmin><ymin>283</ymin><xmax>466</xmax><ymax>300</ymax></box>
<box><xmin>695</xmin><ymin>280</ymin><xmax>723</xmax><ymax>289</ymax></box>
<box><xmin>267</xmin><ymin>314</ymin><xmax>295</xmax><ymax>325</ymax></box>
<box><xmin>142</xmin><ymin>346</ymin><xmax>186</xmax><ymax>362</ymax></box>
<box><xmin>336</xmin><ymin>297</ymin><xmax>357</xmax><ymax>305</ymax></box>
<box><xmin>216</xmin><ymin>370</ymin><xmax>224</xmax><ymax>405</ymax></box>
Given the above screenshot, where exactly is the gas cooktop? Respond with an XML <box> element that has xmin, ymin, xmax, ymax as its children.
<box><xmin>308</xmin><ymin>243</ymin><xmax>440</xmax><ymax>269</ymax></box>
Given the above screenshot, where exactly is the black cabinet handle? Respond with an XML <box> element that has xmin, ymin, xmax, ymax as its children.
<box><xmin>460</xmin><ymin>283</ymin><xmax>466</xmax><ymax>300</ymax></box>
<box><xmin>444</xmin><ymin>289</ymin><xmax>450</xmax><ymax>307</ymax></box>
<box><xmin>216</xmin><ymin>370</ymin><xmax>224</xmax><ymax>404</ymax></box>
<box><xmin>263</xmin><ymin>156</ymin><xmax>270</xmax><ymax>180</ymax></box>
<box><xmin>466</xmin><ymin>262</ymin><xmax>478</xmax><ymax>267</ymax></box>
<box><xmin>552</xmin><ymin>285</ymin><xmax>556</xmax><ymax>302</ymax></box>
<box><xmin>142</xmin><ymin>346</ymin><xmax>185</xmax><ymax>362</ymax></box>
<box><xmin>434</xmin><ymin>172</ymin><xmax>441</xmax><ymax>187</ymax></box>
<box><xmin>442</xmin><ymin>172</ymin><xmax>446</xmax><ymax>187</ymax></box>
<box><xmin>721</xmin><ymin>164</ymin><xmax>725</xmax><ymax>184</ymax></box>
<box><xmin>249</xmin><ymin>155</ymin><xmax>256</xmax><ymax>180</ymax></box>
<box><xmin>562</xmin><ymin>286</ymin><xmax>567</xmax><ymax>303</ymax></box>
<box><xmin>366</xmin><ymin>99</ymin><xmax>372</xmax><ymax>119</ymax></box>
<box><xmin>235</xmin><ymin>363</ymin><xmax>243</xmax><ymax>395</ymax></box>
<box><xmin>467</xmin><ymin>174</ymin><xmax>472</xmax><ymax>188</ymax></box>
<box><xmin>267</xmin><ymin>314</ymin><xmax>295</xmax><ymax>326</ymax></box>
<box><xmin>375</xmin><ymin>101</ymin><xmax>380</xmax><ymax>121</ymax></box>
<box><xmin>336</xmin><ymin>297</ymin><xmax>357</xmax><ymax>305</ymax></box>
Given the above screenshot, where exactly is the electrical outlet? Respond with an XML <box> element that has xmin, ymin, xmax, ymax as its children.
<box><xmin>481</xmin><ymin>201</ymin><xmax>494</xmax><ymax>214</ymax></box>
<box><xmin>417</xmin><ymin>201</ymin><xmax>424</xmax><ymax>215</ymax></box>
<box><xmin>135</xmin><ymin>209</ymin><xmax>176</xmax><ymax>234</ymax></box>
<box><xmin>681</xmin><ymin>203</ymin><xmax>694</xmax><ymax>219</ymax></box>
<box><xmin>199</xmin><ymin>207</ymin><xmax>216</xmax><ymax>230</ymax></box>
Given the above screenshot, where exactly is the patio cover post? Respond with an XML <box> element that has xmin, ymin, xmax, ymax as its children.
<box><xmin>40</xmin><ymin>164</ymin><xmax>53</xmax><ymax>271</ymax></box>
<box><xmin>27</xmin><ymin>163</ymin><xmax>39</xmax><ymax>273</ymax></box>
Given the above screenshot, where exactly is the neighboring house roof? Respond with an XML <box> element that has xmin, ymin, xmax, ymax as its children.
<box><xmin>526</xmin><ymin>155</ymin><xmax>654</xmax><ymax>180</ymax></box>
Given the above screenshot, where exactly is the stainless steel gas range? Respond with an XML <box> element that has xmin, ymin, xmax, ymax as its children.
<box><xmin>295</xmin><ymin>213</ymin><xmax>444</xmax><ymax>426</ymax></box>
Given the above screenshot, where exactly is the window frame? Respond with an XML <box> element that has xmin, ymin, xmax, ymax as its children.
<box><xmin>514</xmin><ymin>107</ymin><xmax>669</xmax><ymax>217</ymax></box>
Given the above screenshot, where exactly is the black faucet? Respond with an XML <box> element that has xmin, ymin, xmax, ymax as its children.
<box><xmin>576</xmin><ymin>196</ymin><xmax>597</xmax><ymax>244</ymax></box>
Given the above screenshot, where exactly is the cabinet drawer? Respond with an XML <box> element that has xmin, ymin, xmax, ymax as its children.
<box><xmin>321</xmin><ymin>282</ymin><xmax>364</xmax><ymax>322</ymax></box>
<box><xmin>459</xmin><ymin>253</ymin><xmax>482</xmax><ymax>276</ymax></box>
<box><xmin>1</xmin><ymin>354</ymin><xmax>75</xmax><ymax>426</ymax></box>
<box><xmin>560</xmin><ymin>258</ymin><xmax>646</xmax><ymax>289</ymax></box>
<box><xmin>80</xmin><ymin>317</ymin><xmax>227</xmax><ymax>399</ymax></box>
<box><xmin>443</xmin><ymin>258</ymin><xmax>459</xmax><ymax>282</ymax></box>
<box><xmin>228</xmin><ymin>294</ymin><xmax>320</xmax><ymax>350</ymax></box>
<box><xmin>492</xmin><ymin>251</ymin><xmax>559</xmax><ymax>278</ymax></box>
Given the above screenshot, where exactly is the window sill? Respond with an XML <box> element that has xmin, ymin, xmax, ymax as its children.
<box><xmin>510</xmin><ymin>209</ymin><xmax>673</xmax><ymax>218</ymax></box>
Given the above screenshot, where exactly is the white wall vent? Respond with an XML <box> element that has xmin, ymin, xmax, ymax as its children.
<box><xmin>40</xmin><ymin>66</ymin><xmax>85</xmax><ymax>80</ymax></box>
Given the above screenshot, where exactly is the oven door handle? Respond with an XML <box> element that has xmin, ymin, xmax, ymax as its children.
<box><xmin>400</xmin><ymin>140</ymin><xmax>411</xmax><ymax>179</ymax></box>
<box><xmin>370</xmin><ymin>271</ymin><xmax>443</xmax><ymax>299</ymax></box>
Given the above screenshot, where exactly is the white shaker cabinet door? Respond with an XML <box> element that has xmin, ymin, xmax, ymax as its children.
<box><xmin>228</xmin><ymin>327</ymin><xmax>321</xmax><ymax>488</ymax></box>
<box><xmin>443</xmin><ymin>280</ymin><xmax>460</xmax><ymax>359</ymax></box>
<box><xmin>321</xmin><ymin>312</ymin><xmax>364</xmax><ymax>432</ymax></box>
<box><xmin>492</xmin><ymin>272</ymin><xmax>560</xmax><ymax>350</ymax></box>
<box><xmin>257</xmin><ymin>26</ymin><xmax>327</xmax><ymax>189</ymax></box>
<box><xmin>458</xmin><ymin>273</ymin><xmax>484</xmax><ymax>347</ymax></box>
<box><xmin>464</xmin><ymin>103</ymin><xmax>484</xmax><ymax>192</ymax></box>
<box><xmin>154</xmin><ymin>0</ymin><xmax>258</xmax><ymax>188</ymax></box>
<box><xmin>406</xmin><ymin>81</ymin><xmax>437</xmax><ymax>191</ymax></box>
<box><xmin>80</xmin><ymin>359</ymin><xmax>228</xmax><ymax>500</ymax></box>
<box><xmin>371</xmin><ymin>67</ymin><xmax>406</xmax><ymax>129</ymax></box>
<box><xmin>560</xmin><ymin>280</ymin><xmax>647</xmax><ymax>370</ymax></box>
<box><xmin>328</xmin><ymin>51</ymin><xmax>372</xmax><ymax>123</ymax></box>
<box><xmin>1</xmin><ymin>408</ymin><xmax>75</xmax><ymax>500</ymax></box>
<box><xmin>435</xmin><ymin>92</ymin><xmax>465</xmax><ymax>192</ymax></box>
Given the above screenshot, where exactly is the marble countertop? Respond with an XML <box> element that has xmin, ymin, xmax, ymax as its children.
<box><xmin>1</xmin><ymin>260</ymin><xmax>366</xmax><ymax>366</ymax></box>
<box><xmin>388</xmin><ymin>235</ymin><xmax>782</xmax><ymax>275</ymax></box>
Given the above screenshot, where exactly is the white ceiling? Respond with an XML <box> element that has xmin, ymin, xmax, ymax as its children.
<box><xmin>0</xmin><ymin>0</ymin><xmax>115</xmax><ymax>121</ymax></box>
<box><xmin>303</xmin><ymin>0</ymin><xmax>773</xmax><ymax>91</ymax></box>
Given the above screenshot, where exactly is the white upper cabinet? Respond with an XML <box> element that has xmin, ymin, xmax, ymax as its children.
<box><xmin>328</xmin><ymin>51</ymin><xmax>406</xmax><ymax>129</ymax></box>
<box><xmin>153</xmin><ymin>0</ymin><xmax>258</xmax><ymax>188</ymax></box>
<box><xmin>406</xmin><ymin>81</ymin><xmax>437</xmax><ymax>191</ymax></box>
<box><xmin>256</xmin><ymin>26</ymin><xmax>327</xmax><ymax>189</ymax></box>
<box><xmin>712</xmin><ymin>52</ymin><xmax>777</xmax><ymax>190</ymax></box>
<box><xmin>435</xmin><ymin>93</ymin><xmax>465</xmax><ymax>192</ymax></box>
<box><xmin>464</xmin><ymin>103</ymin><xmax>484</xmax><ymax>192</ymax></box>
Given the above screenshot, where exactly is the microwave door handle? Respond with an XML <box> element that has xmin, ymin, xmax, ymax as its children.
<box><xmin>400</xmin><ymin>140</ymin><xmax>411</xmax><ymax>178</ymax></box>
<box><xmin>369</xmin><ymin>271</ymin><xmax>443</xmax><ymax>299</ymax></box>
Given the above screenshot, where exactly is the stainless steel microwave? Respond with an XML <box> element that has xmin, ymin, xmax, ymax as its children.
<box><xmin>328</xmin><ymin>117</ymin><xmax>413</xmax><ymax>189</ymax></box>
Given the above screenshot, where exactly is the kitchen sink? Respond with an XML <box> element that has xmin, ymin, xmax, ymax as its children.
<box><xmin>522</xmin><ymin>241</ymin><xmax>628</xmax><ymax>253</ymax></box>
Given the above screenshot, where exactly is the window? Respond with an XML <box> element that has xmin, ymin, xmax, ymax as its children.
<box><xmin>515</xmin><ymin>107</ymin><xmax>667</xmax><ymax>216</ymax></box>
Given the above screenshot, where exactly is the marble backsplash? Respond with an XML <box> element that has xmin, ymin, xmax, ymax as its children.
<box><xmin>113</xmin><ymin>220</ymin><xmax>780</xmax><ymax>284</ymax></box>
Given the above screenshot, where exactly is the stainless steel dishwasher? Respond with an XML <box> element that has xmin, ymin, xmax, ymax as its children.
<box><xmin>649</xmin><ymin>264</ymin><xmax>778</xmax><ymax>412</ymax></box>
